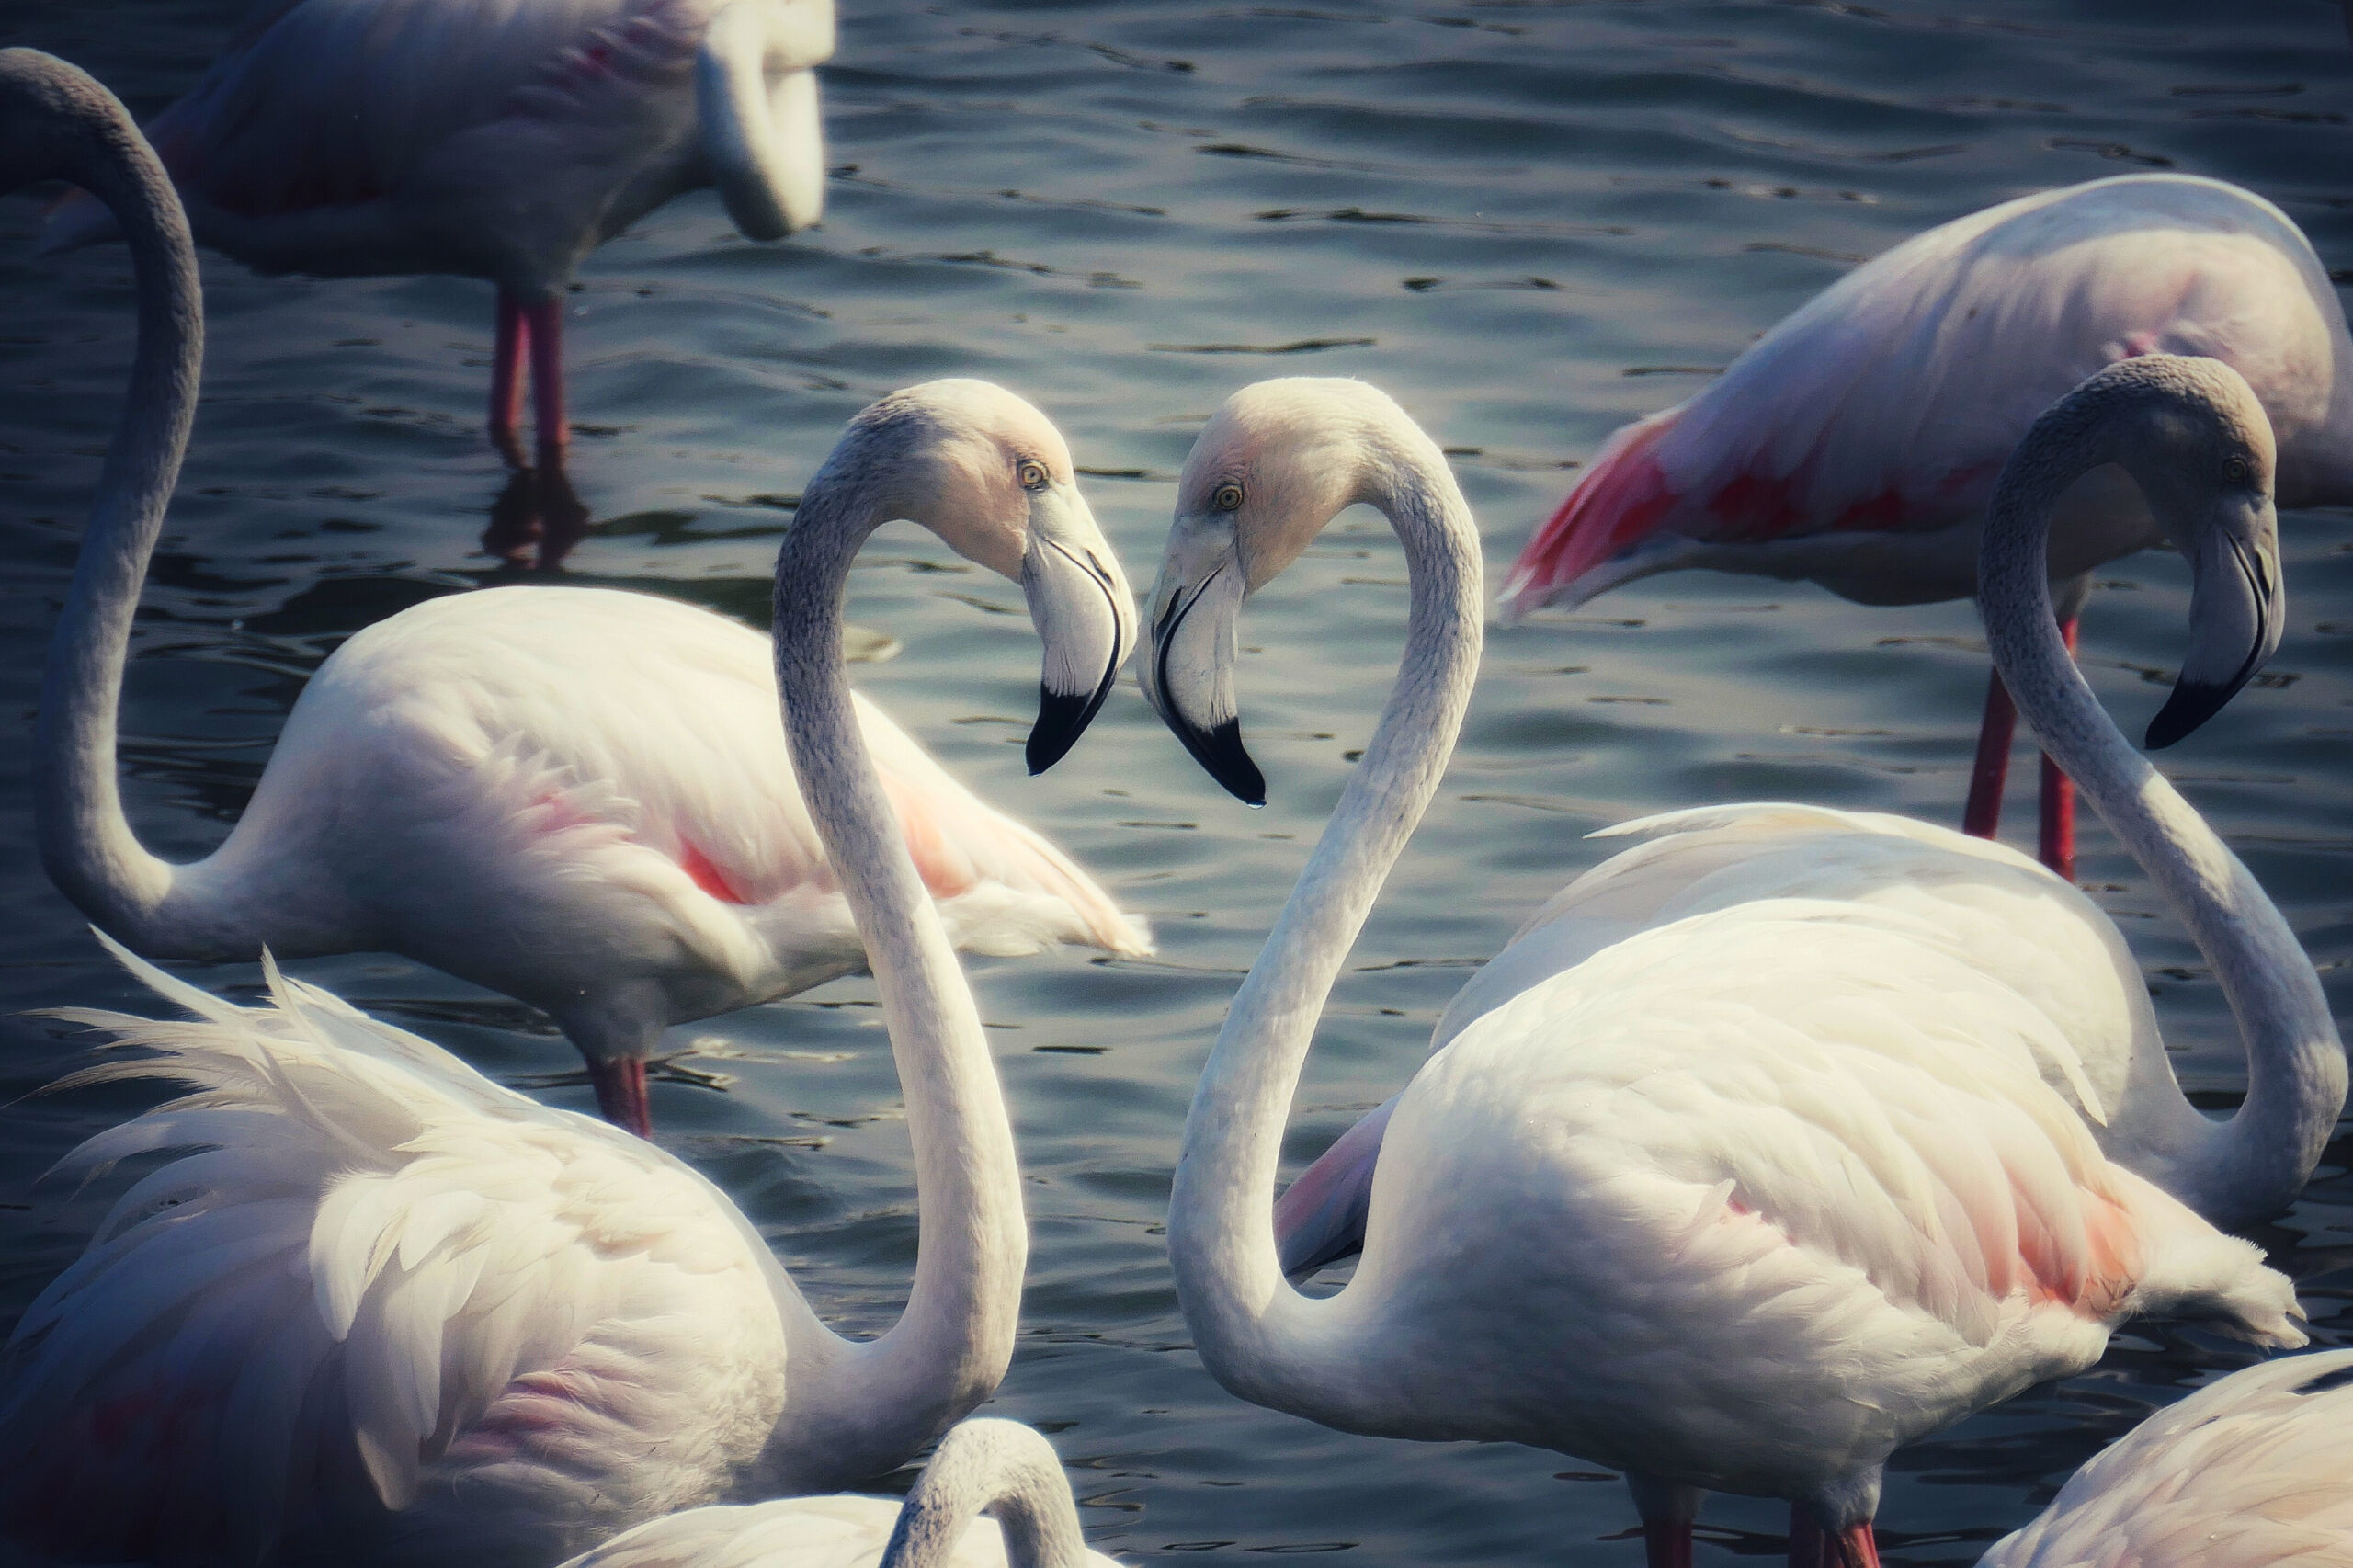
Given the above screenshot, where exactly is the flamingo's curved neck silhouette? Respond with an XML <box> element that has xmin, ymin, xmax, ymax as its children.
<box><xmin>1980</xmin><ymin>358</ymin><xmax>2344</xmax><ymax>1229</ymax></box>
<box><xmin>1165</xmin><ymin>400</ymin><xmax>1483</xmax><ymax>1431</ymax></box>
<box><xmin>20</xmin><ymin>61</ymin><xmax>224</xmax><ymax>956</ymax></box>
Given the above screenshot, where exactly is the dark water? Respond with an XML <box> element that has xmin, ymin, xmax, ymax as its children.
<box><xmin>0</xmin><ymin>0</ymin><xmax>2349</xmax><ymax>1562</ymax></box>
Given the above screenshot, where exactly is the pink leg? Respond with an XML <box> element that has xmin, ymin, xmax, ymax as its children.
<box><xmin>1831</xmin><ymin>1525</ymin><xmax>1881</xmax><ymax>1568</ymax></box>
<box><xmin>2038</xmin><ymin>616</ymin><xmax>2080</xmax><ymax>881</ymax></box>
<box><xmin>1642</xmin><ymin>1522</ymin><xmax>1693</xmax><ymax>1568</ymax></box>
<box><xmin>525</xmin><ymin>295</ymin><xmax>569</xmax><ymax>467</ymax></box>
<box><xmin>489</xmin><ymin>290</ymin><xmax>530</xmax><ymax>466</ymax></box>
<box><xmin>589</xmin><ymin>1058</ymin><xmax>653</xmax><ymax>1139</ymax></box>
<box><xmin>1962</xmin><ymin>667</ymin><xmax>2018</xmax><ymax>841</ymax></box>
<box><xmin>1788</xmin><ymin>1505</ymin><xmax>1831</xmax><ymax>1568</ymax></box>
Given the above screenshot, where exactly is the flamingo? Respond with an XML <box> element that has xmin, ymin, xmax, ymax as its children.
<box><xmin>557</xmin><ymin>1418</ymin><xmax>1120</xmax><ymax>1568</ymax></box>
<box><xmin>1500</xmin><ymin>173</ymin><xmax>2353</xmax><ymax>881</ymax></box>
<box><xmin>1139</xmin><ymin>369</ymin><xmax>2313</xmax><ymax>1568</ymax></box>
<box><xmin>38</xmin><ymin>0</ymin><xmax>835</xmax><ymax>467</ymax></box>
<box><xmin>1976</xmin><ymin>1350</ymin><xmax>2353</xmax><ymax>1568</ymax></box>
<box><xmin>0</xmin><ymin>322</ymin><xmax>1145</xmax><ymax>1559</ymax></box>
<box><xmin>1</xmin><ymin>48</ymin><xmax>1147</xmax><ymax>1139</ymax></box>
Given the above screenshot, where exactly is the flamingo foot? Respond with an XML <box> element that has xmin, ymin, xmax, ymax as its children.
<box><xmin>526</xmin><ymin>294</ymin><xmax>569</xmax><ymax>468</ymax></box>
<box><xmin>589</xmin><ymin>1057</ymin><xmax>654</xmax><ymax>1138</ymax></box>
<box><xmin>489</xmin><ymin>290</ymin><xmax>529</xmax><ymax>467</ymax></box>
<box><xmin>1962</xmin><ymin>665</ymin><xmax>2017</xmax><ymax>841</ymax></box>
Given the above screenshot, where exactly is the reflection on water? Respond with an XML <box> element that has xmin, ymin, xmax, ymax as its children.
<box><xmin>0</xmin><ymin>1</ymin><xmax>2348</xmax><ymax>1565</ymax></box>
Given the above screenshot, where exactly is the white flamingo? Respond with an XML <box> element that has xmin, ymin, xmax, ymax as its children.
<box><xmin>1978</xmin><ymin>1349</ymin><xmax>2353</xmax><ymax>1568</ymax></box>
<box><xmin>1139</xmin><ymin>370</ymin><xmax>2313</xmax><ymax>1568</ymax></box>
<box><xmin>1501</xmin><ymin>174</ymin><xmax>2353</xmax><ymax>881</ymax></box>
<box><xmin>0</xmin><ymin>343</ymin><xmax>1141</xmax><ymax>1561</ymax></box>
<box><xmin>558</xmin><ymin>1418</ymin><xmax>1121</xmax><ymax>1568</ymax></box>
<box><xmin>40</xmin><ymin>0</ymin><xmax>833</xmax><ymax>465</ymax></box>
<box><xmin>2</xmin><ymin>49</ymin><xmax>1146</xmax><ymax>1138</ymax></box>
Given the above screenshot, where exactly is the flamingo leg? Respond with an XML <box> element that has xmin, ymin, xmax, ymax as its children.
<box><xmin>2037</xmin><ymin>615</ymin><xmax>2080</xmax><ymax>881</ymax></box>
<box><xmin>1962</xmin><ymin>666</ymin><xmax>2018</xmax><ymax>841</ymax></box>
<box><xmin>525</xmin><ymin>294</ymin><xmax>570</xmax><ymax>468</ymax></box>
<box><xmin>1788</xmin><ymin>1505</ymin><xmax>1830</xmax><ymax>1568</ymax></box>
<box><xmin>488</xmin><ymin>290</ymin><xmax>530</xmax><ymax>467</ymax></box>
<box><xmin>589</xmin><ymin>1058</ymin><xmax>653</xmax><ymax>1138</ymax></box>
<box><xmin>1831</xmin><ymin>1525</ymin><xmax>1881</xmax><ymax>1568</ymax></box>
<box><xmin>1628</xmin><ymin>1475</ymin><xmax>1699</xmax><ymax>1568</ymax></box>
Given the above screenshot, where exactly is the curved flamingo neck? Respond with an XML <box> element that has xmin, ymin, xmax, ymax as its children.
<box><xmin>881</xmin><ymin>1421</ymin><xmax>1090</xmax><ymax>1568</ymax></box>
<box><xmin>1980</xmin><ymin>377</ymin><xmax>2344</xmax><ymax>1229</ymax></box>
<box><xmin>27</xmin><ymin>77</ymin><xmax>233</xmax><ymax>955</ymax></box>
<box><xmin>1166</xmin><ymin>415</ymin><xmax>1483</xmax><ymax>1433</ymax></box>
<box><xmin>765</xmin><ymin>465</ymin><xmax>1026</xmax><ymax>1486</ymax></box>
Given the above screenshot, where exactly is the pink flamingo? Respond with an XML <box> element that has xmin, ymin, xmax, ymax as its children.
<box><xmin>1503</xmin><ymin>173</ymin><xmax>2353</xmax><ymax>881</ymax></box>
<box><xmin>40</xmin><ymin>0</ymin><xmax>835</xmax><ymax>467</ymax></box>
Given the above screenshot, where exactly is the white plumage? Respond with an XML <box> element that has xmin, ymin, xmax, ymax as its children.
<box><xmin>1979</xmin><ymin>1351</ymin><xmax>2353</xmax><ymax>1568</ymax></box>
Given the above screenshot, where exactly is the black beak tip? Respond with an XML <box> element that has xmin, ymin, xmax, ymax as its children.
<box><xmin>2144</xmin><ymin>677</ymin><xmax>2237</xmax><ymax>751</ymax></box>
<box><xmin>1181</xmin><ymin>717</ymin><xmax>1267</xmax><ymax>807</ymax></box>
<box><xmin>1027</xmin><ymin>676</ymin><xmax>1114</xmax><ymax>775</ymax></box>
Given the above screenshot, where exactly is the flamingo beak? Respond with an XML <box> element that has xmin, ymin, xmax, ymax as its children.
<box><xmin>1020</xmin><ymin>483</ymin><xmax>1133</xmax><ymax>774</ymax></box>
<box><xmin>2145</xmin><ymin>493</ymin><xmax>2282</xmax><ymax>750</ymax></box>
<box><xmin>1141</xmin><ymin>512</ymin><xmax>1264</xmax><ymax>806</ymax></box>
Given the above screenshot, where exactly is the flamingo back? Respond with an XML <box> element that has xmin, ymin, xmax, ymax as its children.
<box><xmin>0</xmin><ymin>938</ymin><xmax>794</xmax><ymax>1565</ymax></box>
<box><xmin>1978</xmin><ymin>1350</ymin><xmax>2353</xmax><ymax>1568</ymax></box>
<box><xmin>1504</xmin><ymin>173</ymin><xmax>2352</xmax><ymax>612</ymax></box>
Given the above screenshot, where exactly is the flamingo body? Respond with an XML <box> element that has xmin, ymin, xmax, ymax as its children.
<box><xmin>1505</xmin><ymin>174</ymin><xmax>2353</xmax><ymax>613</ymax></box>
<box><xmin>1</xmin><ymin>943</ymin><xmax>804</xmax><ymax>1565</ymax></box>
<box><xmin>210</xmin><ymin>583</ymin><xmax>1147</xmax><ymax>1064</ymax></box>
<box><xmin>1978</xmin><ymin>1350</ymin><xmax>2353</xmax><ymax>1568</ymax></box>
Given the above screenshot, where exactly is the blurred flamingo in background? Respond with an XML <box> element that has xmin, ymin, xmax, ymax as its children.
<box><xmin>1503</xmin><ymin>174</ymin><xmax>2353</xmax><ymax>881</ymax></box>
<box><xmin>40</xmin><ymin>0</ymin><xmax>835</xmax><ymax>468</ymax></box>
<box><xmin>3</xmin><ymin>50</ymin><xmax>1145</xmax><ymax>1139</ymax></box>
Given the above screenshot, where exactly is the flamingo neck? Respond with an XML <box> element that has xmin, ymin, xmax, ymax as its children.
<box><xmin>1981</xmin><ymin>390</ymin><xmax>2344</xmax><ymax>1229</ymax></box>
<box><xmin>1166</xmin><ymin>422</ymin><xmax>1483</xmax><ymax>1433</ymax></box>
<box><xmin>880</xmin><ymin>1421</ymin><xmax>1090</xmax><ymax>1568</ymax></box>
<box><xmin>28</xmin><ymin>86</ymin><xmax>248</xmax><ymax>957</ymax></box>
<box><xmin>765</xmin><ymin>475</ymin><xmax>1026</xmax><ymax>1486</ymax></box>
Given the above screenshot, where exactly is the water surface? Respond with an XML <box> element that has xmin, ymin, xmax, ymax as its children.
<box><xmin>0</xmin><ymin>1</ymin><xmax>2348</xmax><ymax>1563</ymax></box>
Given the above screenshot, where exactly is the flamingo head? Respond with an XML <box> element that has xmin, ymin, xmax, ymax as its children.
<box><xmin>1140</xmin><ymin>378</ymin><xmax>1415</xmax><ymax>806</ymax></box>
<box><xmin>822</xmin><ymin>380</ymin><xmax>1136</xmax><ymax>773</ymax></box>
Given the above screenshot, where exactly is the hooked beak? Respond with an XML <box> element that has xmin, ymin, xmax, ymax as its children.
<box><xmin>2145</xmin><ymin>494</ymin><xmax>2284</xmax><ymax>750</ymax></box>
<box><xmin>1140</xmin><ymin>513</ymin><xmax>1264</xmax><ymax>806</ymax></box>
<box><xmin>1020</xmin><ymin>485</ymin><xmax>1135</xmax><ymax>774</ymax></box>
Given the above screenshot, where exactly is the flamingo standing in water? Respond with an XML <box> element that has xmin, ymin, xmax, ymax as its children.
<box><xmin>559</xmin><ymin>1418</ymin><xmax>1121</xmax><ymax>1568</ymax></box>
<box><xmin>1975</xmin><ymin>1350</ymin><xmax>2353</xmax><ymax>1568</ymax></box>
<box><xmin>0</xmin><ymin>344</ymin><xmax>1140</xmax><ymax>1561</ymax></box>
<box><xmin>1503</xmin><ymin>174</ymin><xmax>2353</xmax><ymax>880</ymax></box>
<box><xmin>40</xmin><ymin>0</ymin><xmax>835</xmax><ymax>466</ymax></box>
<box><xmin>1141</xmin><ymin>370</ymin><xmax>2314</xmax><ymax>1568</ymax></box>
<box><xmin>1</xmin><ymin>50</ymin><xmax>1146</xmax><ymax>1137</ymax></box>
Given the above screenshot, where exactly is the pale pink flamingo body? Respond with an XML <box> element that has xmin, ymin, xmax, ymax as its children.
<box><xmin>5</xmin><ymin>51</ymin><xmax>1145</xmax><ymax>1136</ymax></box>
<box><xmin>1504</xmin><ymin>173</ymin><xmax>2353</xmax><ymax>881</ymax></box>
<box><xmin>1142</xmin><ymin>369</ymin><xmax>2322</xmax><ymax>1568</ymax></box>
<box><xmin>40</xmin><ymin>0</ymin><xmax>834</xmax><ymax>464</ymax></box>
<box><xmin>1978</xmin><ymin>1350</ymin><xmax>2353</xmax><ymax>1568</ymax></box>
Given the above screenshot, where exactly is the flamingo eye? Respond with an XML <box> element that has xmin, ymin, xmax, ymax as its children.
<box><xmin>1017</xmin><ymin>459</ymin><xmax>1051</xmax><ymax>491</ymax></box>
<box><xmin>1211</xmin><ymin>483</ymin><xmax>1245</xmax><ymax>512</ymax></box>
<box><xmin>2222</xmin><ymin>456</ymin><xmax>2252</xmax><ymax>485</ymax></box>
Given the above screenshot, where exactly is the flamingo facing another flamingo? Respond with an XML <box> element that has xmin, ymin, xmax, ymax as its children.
<box><xmin>1979</xmin><ymin>1349</ymin><xmax>2353</xmax><ymax>1568</ymax></box>
<box><xmin>1142</xmin><ymin>369</ymin><xmax>2312</xmax><ymax>1568</ymax></box>
<box><xmin>2</xmin><ymin>49</ymin><xmax>1146</xmax><ymax>1138</ymax></box>
<box><xmin>560</xmin><ymin>1418</ymin><xmax>1122</xmax><ymax>1568</ymax></box>
<box><xmin>0</xmin><ymin>338</ymin><xmax>1142</xmax><ymax>1560</ymax></box>
<box><xmin>1503</xmin><ymin>174</ymin><xmax>2353</xmax><ymax>881</ymax></box>
<box><xmin>39</xmin><ymin>0</ymin><xmax>835</xmax><ymax>466</ymax></box>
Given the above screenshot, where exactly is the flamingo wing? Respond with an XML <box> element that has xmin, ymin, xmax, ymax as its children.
<box><xmin>1978</xmin><ymin>1349</ymin><xmax>2353</xmax><ymax>1568</ymax></box>
<box><xmin>1504</xmin><ymin>174</ymin><xmax>2348</xmax><ymax>612</ymax></box>
<box><xmin>559</xmin><ymin>1495</ymin><xmax>905</xmax><ymax>1568</ymax></box>
<box><xmin>0</xmin><ymin>937</ymin><xmax>791</xmax><ymax>1563</ymax></box>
